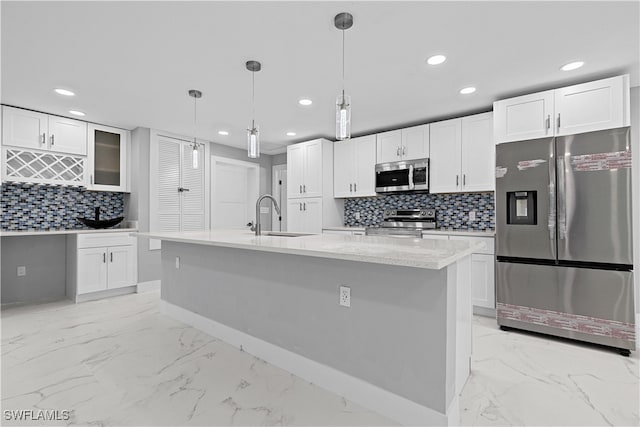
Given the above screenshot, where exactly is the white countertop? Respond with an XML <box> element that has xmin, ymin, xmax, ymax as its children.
<box><xmin>135</xmin><ymin>229</ymin><xmax>484</xmax><ymax>270</ymax></box>
<box><xmin>0</xmin><ymin>228</ymin><xmax>138</xmax><ymax>237</ymax></box>
<box><xmin>323</xmin><ymin>226</ymin><xmax>495</xmax><ymax>238</ymax></box>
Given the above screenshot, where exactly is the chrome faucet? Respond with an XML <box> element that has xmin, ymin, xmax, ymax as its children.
<box><xmin>254</xmin><ymin>194</ymin><xmax>281</xmax><ymax>236</ymax></box>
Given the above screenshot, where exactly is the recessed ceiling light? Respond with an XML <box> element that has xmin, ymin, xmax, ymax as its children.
<box><xmin>68</xmin><ymin>110</ymin><xmax>85</xmax><ymax>116</ymax></box>
<box><xmin>218</xmin><ymin>130</ymin><xmax>229</xmax><ymax>136</ymax></box>
<box><xmin>55</xmin><ymin>88</ymin><xmax>75</xmax><ymax>96</ymax></box>
<box><xmin>459</xmin><ymin>87</ymin><xmax>476</xmax><ymax>95</ymax></box>
<box><xmin>426</xmin><ymin>55</ymin><xmax>446</xmax><ymax>65</ymax></box>
<box><xmin>286</xmin><ymin>132</ymin><xmax>297</xmax><ymax>136</ymax></box>
<box><xmin>561</xmin><ymin>61</ymin><xmax>584</xmax><ymax>71</ymax></box>
<box><xmin>298</xmin><ymin>99</ymin><xmax>313</xmax><ymax>106</ymax></box>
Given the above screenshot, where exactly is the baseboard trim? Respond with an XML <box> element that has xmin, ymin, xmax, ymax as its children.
<box><xmin>75</xmin><ymin>286</ymin><xmax>136</xmax><ymax>303</ymax></box>
<box><xmin>160</xmin><ymin>299</ymin><xmax>458</xmax><ymax>426</ymax></box>
<box><xmin>473</xmin><ymin>306</ymin><xmax>496</xmax><ymax>318</ymax></box>
<box><xmin>137</xmin><ymin>280</ymin><xmax>161</xmax><ymax>293</ymax></box>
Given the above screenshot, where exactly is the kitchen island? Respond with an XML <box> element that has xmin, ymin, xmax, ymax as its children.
<box><xmin>135</xmin><ymin>230</ymin><xmax>483</xmax><ymax>426</ymax></box>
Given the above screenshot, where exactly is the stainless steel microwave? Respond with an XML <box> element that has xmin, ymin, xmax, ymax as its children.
<box><xmin>375</xmin><ymin>158</ymin><xmax>429</xmax><ymax>193</ymax></box>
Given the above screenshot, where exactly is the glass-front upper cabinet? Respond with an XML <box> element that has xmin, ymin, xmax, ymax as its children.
<box><xmin>87</xmin><ymin>124</ymin><xmax>129</xmax><ymax>192</ymax></box>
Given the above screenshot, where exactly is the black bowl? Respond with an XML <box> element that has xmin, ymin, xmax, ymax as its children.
<box><xmin>77</xmin><ymin>216</ymin><xmax>125</xmax><ymax>229</ymax></box>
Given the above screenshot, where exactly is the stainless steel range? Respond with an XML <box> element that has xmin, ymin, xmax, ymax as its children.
<box><xmin>365</xmin><ymin>209</ymin><xmax>436</xmax><ymax>238</ymax></box>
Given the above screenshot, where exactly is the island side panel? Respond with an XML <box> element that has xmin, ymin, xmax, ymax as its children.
<box><xmin>161</xmin><ymin>241</ymin><xmax>454</xmax><ymax>413</ymax></box>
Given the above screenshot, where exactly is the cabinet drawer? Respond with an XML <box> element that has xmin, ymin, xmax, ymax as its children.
<box><xmin>449</xmin><ymin>236</ymin><xmax>494</xmax><ymax>255</ymax></box>
<box><xmin>77</xmin><ymin>232</ymin><xmax>135</xmax><ymax>249</ymax></box>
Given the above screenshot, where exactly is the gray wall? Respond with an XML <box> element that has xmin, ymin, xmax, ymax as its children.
<box><xmin>1</xmin><ymin>236</ymin><xmax>66</xmax><ymax>304</ymax></box>
<box><xmin>271</xmin><ymin>153</ymin><xmax>287</xmax><ymax>166</ymax></box>
<box><xmin>161</xmin><ymin>241</ymin><xmax>455</xmax><ymax>413</ymax></box>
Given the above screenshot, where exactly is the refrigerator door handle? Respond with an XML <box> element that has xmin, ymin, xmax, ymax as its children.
<box><xmin>557</xmin><ymin>155</ymin><xmax>567</xmax><ymax>239</ymax></box>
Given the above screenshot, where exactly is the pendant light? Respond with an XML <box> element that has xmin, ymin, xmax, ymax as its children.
<box><xmin>335</xmin><ymin>12</ymin><xmax>353</xmax><ymax>140</ymax></box>
<box><xmin>188</xmin><ymin>89</ymin><xmax>203</xmax><ymax>169</ymax></box>
<box><xmin>246</xmin><ymin>60</ymin><xmax>261</xmax><ymax>158</ymax></box>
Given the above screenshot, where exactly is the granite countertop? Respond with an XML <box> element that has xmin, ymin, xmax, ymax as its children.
<box><xmin>0</xmin><ymin>227</ymin><xmax>138</xmax><ymax>237</ymax></box>
<box><xmin>135</xmin><ymin>229</ymin><xmax>484</xmax><ymax>270</ymax></box>
<box><xmin>323</xmin><ymin>226</ymin><xmax>495</xmax><ymax>238</ymax></box>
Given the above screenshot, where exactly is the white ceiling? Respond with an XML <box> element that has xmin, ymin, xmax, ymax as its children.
<box><xmin>2</xmin><ymin>1</ymin><xmax>639</xmax><ymax>155</ymax></box>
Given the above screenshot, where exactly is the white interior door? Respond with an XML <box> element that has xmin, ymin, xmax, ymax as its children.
<box><xmin>181</xmin><ymin>144</ymin><xmax>205</xmax><ymax>231</ymax></box>
<box><xmin>211</xmin><ymin>156</ymin><xmax>259</xmax><ymax>229</ymax></box>
<box><xmin>272</xmin><ymin>165</ymin><xmax>287</xmax><ymax>232</ymax></box>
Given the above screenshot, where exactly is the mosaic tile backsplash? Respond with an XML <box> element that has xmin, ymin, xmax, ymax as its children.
<box><xmin>344</xmin><ymin>192</ymin><xmax>495</xmax><ymax>230</ymax></box>
<box><xmin>1</xmin><ymin>183</ymin><xmax>125</xmax><ymax>231</ymax></box>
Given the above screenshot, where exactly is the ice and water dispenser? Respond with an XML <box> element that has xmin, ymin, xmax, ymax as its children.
<box><xmin>506</xmin><ymin>191</ymin><xmax>537</xmax><ymax>225</ymax></box>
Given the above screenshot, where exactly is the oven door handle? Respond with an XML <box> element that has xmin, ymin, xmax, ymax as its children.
<box><xmin>408</xmin><ymin>164</ymin><xmax>415</xmax><ymax>190</ymax></box>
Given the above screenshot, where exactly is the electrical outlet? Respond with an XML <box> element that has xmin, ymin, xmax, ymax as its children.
<box><xmin>469</xmin><ymin>211</ymin><xmax>476</xmax><ymax>221</ymax></box>
<box><xmin>339</xmin><ymin>286</ymin><xmax>351</xmax><ymax>307</ymax></box>
<box><xmin>17</xmin><ymin>266</ymin><xmax>26</xmax><ymax>277</ymax></box>
<box><xmin>260</xmin><ymin>206</ymin><xmax>270</xmax><ymax>214</ymax></box>
<box><xmin>175</xmin><ymin>257</ymin><xmax>180</xmax><ymax>269</ymax></box>
<box><xmin>355</xmin><ymin>212</ymin><xmax>361</xmax><ymax>220</ymax></box>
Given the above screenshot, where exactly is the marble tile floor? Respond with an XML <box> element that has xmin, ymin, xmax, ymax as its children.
<box><xmin>1</xmin><ymin>291</ymin><xmax>638</xmax><ymax>426</ymax></box>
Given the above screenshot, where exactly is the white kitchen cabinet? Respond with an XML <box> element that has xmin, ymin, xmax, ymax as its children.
<box><xmin>2</xmin><ymin>106</ymin><xmax>87</xmax><ymax>155</ymax></box>
<box><xmin>449</xmin><ymin>235</ymin><xmax>495</xmax><ymax>310</ymax></box>
<box><xmin>555</xmin><ymin>75</ymin><xmax>629</xmax><ymax>136</ymax></box>
<box><xmin>429</xmin><ymin>118</ymin><xmax>462</xmax><ymax>193</ymax></box>
<box><xmin>288</xmin><ymin>198</ymin><xmax>322</xmax><ymax>233</ymax></box>
<box><xmin>286</xmin><ymin>139</ymin><xmax>342</xmax><ymax>233</ymax></box>
<box><xmin>494</xmin><ymin>75</ymin><xmax>630</xmax><ymax>143</ymax></box>
<box><xmin>288</xmin><ymin>139</ymin><xmax>322</xmax><ymax>198</ymax></box>
<box><xmin>333</xmin><ymin>134</ymin><xmax>376</xmax><ymax>198</ymax></box>
<box><xmin>430</xmin><ymin>113</ymin><xmax>494</xmax><ymax>194</ymax></box>
<box><xmin>67</xmin><ymin>232</ymin><xmax>138</xmax><ymax>302</ymax></box>
<box><xmin>376</xmin><ymin>124</ymin><xmax>429</xmax><ymax>163</ymax></box>
<box><xmin>493</xmin><ymin>90</ymin><xmax>554</xmax><ymax>144</ymax></box>
<box><xmin>87</xmin><ymin>124</ymin><xmax>129</xmax><ymax>192</ymax></box>
<box><xmin>461</xmin><ymin>112</ymin><xmax>494</xmax><ymax>192</ymax></box>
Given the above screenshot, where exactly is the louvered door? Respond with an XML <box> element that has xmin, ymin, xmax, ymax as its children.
<box><xmin>157</xmin><ymin>136</ymin><xmax>182</xmax><ymax>233</ymax></box>
<box><xmin>181</xmin><ymin>143</ymin><xmax>205</xmax><ymax>231</ymax></box>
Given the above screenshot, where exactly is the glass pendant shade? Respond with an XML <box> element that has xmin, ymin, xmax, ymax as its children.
<box><xmin>192</xmin><ymin>143</ymin><xmax>199</xmax><ymax>169</ymax></box>
<box><xmin>247</xmin><ymin>124</ymin><xmax>260</xmax><ymax>158</ymax></box>
<box><xmin>335</xmin><ymin>94</ymin><xmax>351</xmax><ymax>140</ymax></box>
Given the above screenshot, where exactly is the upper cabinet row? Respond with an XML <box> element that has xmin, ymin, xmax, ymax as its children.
<box><xmin>493</xmin><ymin>75</ymin><xmax>630</xmax><ymax>143</ymax></box>
<box><xmin>1</xmin><ymin>106</ymin><xmax>129</xmax><ymax>191</ymax></box>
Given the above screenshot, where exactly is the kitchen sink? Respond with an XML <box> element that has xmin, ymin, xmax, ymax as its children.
<box><xmin>77</xmin><ymin>216</ymin><xmax>125</xmax><ymax>229</ymax></box>
<box><xmin>261</xmin><ymin>231</ymin><xmax>314</xmax><ymax>237</ymax></box>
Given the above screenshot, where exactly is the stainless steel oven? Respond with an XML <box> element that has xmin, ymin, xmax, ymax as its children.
<box><xmin>375</xmin><ymin>158</ymin><xmax>429</xmax><ymax>193</ymax></box>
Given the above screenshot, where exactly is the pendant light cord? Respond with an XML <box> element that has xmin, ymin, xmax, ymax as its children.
<box><xmin>252</xmin><ymin>70</ymin><xmax>256</xmax><ymax>129</ymax></box>
<box><xmin>342</xmin><ymin>27</ymin><xmax>345</xmax><ymax>98</ymax></box>
<box><xmin>193</xmin><ymin>95</ymin><xmax>197</xmax><ymax>145</ymax></box>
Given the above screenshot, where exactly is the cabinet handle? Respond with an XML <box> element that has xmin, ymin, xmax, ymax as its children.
<box><xmin>463</xmin><ymin>174</ymin><xmax>466</xmax><ymax>186</ymax></box>
<box><xmin>103</xmin><ymin>253</ymin><xmax>106</xmax><ymax>263</ymax></box>
<box><xmin>396</xmin><ymin>147</ymin><xmax>400</xmax><ymax>156</ymax></box>
<box><xmin>41</xmin><ymin>133</ymin><xmax>46</xmax><ymax>145</ymax></box>
<box><xmin>349</xmin><ymin>183</ymin><xmax>353</xmax><ymax>192</ymax></box>
<box><xmin>303</xmin><ymin>202</ymin><xmax>306</xmax><ymax>211</ymax></box>
<box><xmin>402</xmin><ymin>146</ymin><xmax>406</xmax><ymax>156</ymax></box>
<box><xmin>557</xmin><ymin>113</ymin><xmax>561</xmax><ymax>131</ymax></box>
<box><xmin>90</xmin><ymin>175</ymin><xmax>94</xmax><ymax>185</ymax></box>
<box><xmin>456</xmin><ymin>175</ymin><xmax>459</xmax><ymax>186</ymax></box>
<box><xmin>110</xmin><ymin>252</ymin><xmax>113</xmax><ymax>263</ymax></box>
<box><xmin>354</xmin><ymin>182</ymin><xmax>357</xmax><ymax>192</ymax></box>
<box><xmin>546</xmin><ymin>115</ymin><xmax>551</xmax><ymax>131</ymax></box>
<box><xmin>303</xmin><ymin>184</ymin><xmax>306</xmax><ymax>193</ymax></box>
<box><xmin>299</xmin><ymin>184</ymin><xmax>302</xmax><ymax>194</ymax></box>
<box><xmin>50</xmin><ymin>134</ymin><xmax>55</xmax><ymax>146</ymax></box>
<box><xmin>299</xmin><ymin>203</ymin><xmax>302</xmax><ymax>211</ymax></box>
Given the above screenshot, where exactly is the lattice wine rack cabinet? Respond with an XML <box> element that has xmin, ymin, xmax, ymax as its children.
<box><xmin>2</xmin><ymin>148</ymin><xmax>85</xmax><ymax>186</ymax></box>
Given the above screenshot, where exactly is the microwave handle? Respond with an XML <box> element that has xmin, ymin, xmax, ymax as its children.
<box><xmin>408</xmin><ymin>164</ymin><xmax>415</xmax><ymax>190</ymax></box>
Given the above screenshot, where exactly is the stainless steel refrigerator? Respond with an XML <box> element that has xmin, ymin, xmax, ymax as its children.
<box><xmin>495</xmin><ymin>127</ymin><xmax>635</xmax><ymax>354</ymax></box>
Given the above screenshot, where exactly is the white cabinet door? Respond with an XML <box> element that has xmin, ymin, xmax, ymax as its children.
<box><xmin>461</xmin><ymin>112</ymin><xmax>494</xmax><ymax>192</ymax></box>
<box><xmin>493</xmin><ymin>90</ymin><xmax>554</xmax><ymax>143</ymax></box>
<box><xmin>87</xmin><ymin>124</ymin><xmax>128</xmax><ymax>192</ymax></box>
<box><xmin>377</xmin><ymin>129</ymin><xmax>402</xmax><ymax>163</ymax></box>
<box><xmin>470</xmin><ymin>253</ymin><xmax>495</xmax><ymax>309</ymax></box>
<box><xmin>303</xmin><ymin>140</ymin><xmax>323</xmax><ymax>198</ymax></box>
<box><xmin>555</xmin><ymin>75</ymin><xmax>629</xmax><ymax>136</ymax></box>
<box><xmin>181</xmin><ymin>143</ymin><xmax>205</xmax><ymax>231</ymax></box>
<box><xmin>107</xmin><ymin>246</ymin><xmax>136</xmax><ymax>289</ymax></box>
<box><xmin>353</xmin><ymin>135</ymin><xmax>377</xmax><ymax>197</ymax></box>
<box><xmin>48</xmin><ymin>116</ymin><xmax>87</xmax><ymax>155</ymax></box>
<box><xmin>429</xmin><ymin>118</ymin><xmax>462</xmax><ymax>193</ymax></box>
<box><xmin>302</xmin><ymin>198</ymin><xmax>323</xmax><ymax>233</ymax></box>
<box><xmin>2</xmin><ymin>106</ymin><xmax>48</xmax><ymax>150</ymax></box>
<box><xmin>401</xmin><ymin>124</ymin><xmax>429</xmax><ymax>161</ymax></box>
<box><xmin>287</xmin><ymin>144</ymin><xmax>305</xmax><ymax>198</ymax></box>
<box><xmin>77</xmin><ymin>247</ymin><xmax>108</xmax><ymax>294</ymax></box>
<box><xmin>287</xmin><ymin>200</ymin><xmax>304</xmax><ymax>232</ymax></box>
<box><xmin>333</xmin><ymin>140</ymin><xmax>355</xmax><ymax>198</ymax></box>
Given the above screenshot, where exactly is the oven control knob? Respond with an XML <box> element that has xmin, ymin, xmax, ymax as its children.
<box><xmin>384</xmin><ymin>210</ymin><xmax>391</xmax><ymax>216</ymax></box>
<box><xmin>420</xmin><ymin>210</ymin><xmax>426</xmax><ymax>215</ymax></box>
<box><xmin>391</xmin><ymin>210</ymin><xmax>396</xmax><ymax>216</ymax></box>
